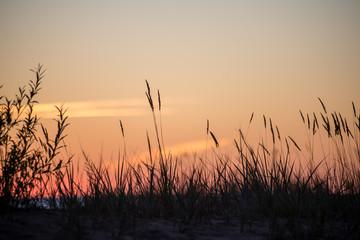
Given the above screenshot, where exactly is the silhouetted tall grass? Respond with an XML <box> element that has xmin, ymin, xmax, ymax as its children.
<box><xmin>1</xmin><ymin>66</ymin><xmax>359</xmax><ymax>239</ymax></box>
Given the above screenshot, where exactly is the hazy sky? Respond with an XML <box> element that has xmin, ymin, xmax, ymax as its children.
<box><xmin>1</xmin><ymin>1</ymin><xmax>360</xmax><ymax>162</ymax></box>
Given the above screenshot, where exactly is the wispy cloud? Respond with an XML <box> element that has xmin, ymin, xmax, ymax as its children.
<box><xmin>34</xmin><ymin>98</ymin><xmax>175</xmax><ymax>118</ymax></box>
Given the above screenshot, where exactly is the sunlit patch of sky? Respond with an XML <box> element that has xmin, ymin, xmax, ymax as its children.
<box><xmin>1</xmin><ymin>0</ymin><xmax>359</xmax><ymax>161</ymax></box>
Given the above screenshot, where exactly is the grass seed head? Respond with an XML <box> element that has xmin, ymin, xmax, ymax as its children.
<box><xmin>119</xmin><ymin>120</ymin><xmax>124</xmax><ymax>138</ymax></box>
<box><xmin>318</xmin><ymin>97</ymin><xmax>327</xmax><ymax>113</ymax></box>
<box><xmin>299</xmin><ymin>110</ymin><xmax>305</xmax><ymax>123</ymax></box>
<box><xmin>249</xmin><ymin>112</ymin><xmax>254</xmax><ymax>124</ymax></box>
<box><xmin>206</xmin><ymin>119</ymin><xmax>209</xmax><ymax>135</ymax></box>
<box><xmin>145</xmin><ymin>80</ymin><xmax>154</xmax><ymax>111</ymax></box>
<box><xmin>270</xmin><ymin>118</ymin><xmax>275</xmax><ymax>144</ymax></box>
<box><xmin>157</xmin><ymin>89</ymin><xmax>161</xmax><ymax>111</ymax></box>
<box><xmin>210</xmin><ymin>131</ymin><xmax>219</xmax><ymax>148</ymax></box>
<box><xmin>352</xmin><ymin>101</ymin><xmax>356</xmax><ymax>117</ymax></box>
<box><xmin>263</xmin><ymin>115</ymin><xmax>267</xmax><ymax>129</ymax></box>
<box><xmin>288</xmin><ymin>136</ymin><xmax>301</xmax><ymax>151</ymax></box>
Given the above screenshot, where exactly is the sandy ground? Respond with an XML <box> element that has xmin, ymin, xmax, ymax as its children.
<box><xmin>0</xmin><ymin>210</ymin><xmax>270</xmax><ymax>240</ymax></box>
<box><xmin>1</xmin><ymin>210</ymin><xmax>355</xmax><ymax>240</ymax></box>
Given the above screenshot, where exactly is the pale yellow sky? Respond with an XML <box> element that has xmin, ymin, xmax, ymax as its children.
<box><xmin>1</xmin><ymin>0</ymin><xmax>359</xmax><ymax>162</ymax></box>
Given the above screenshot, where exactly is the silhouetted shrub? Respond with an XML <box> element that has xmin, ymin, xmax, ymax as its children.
<box><xmin>0</xmin><ymin>64</ymin><xmax>70</xmax><ymax>210</ymax></box>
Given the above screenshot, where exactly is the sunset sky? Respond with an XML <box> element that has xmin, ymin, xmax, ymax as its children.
<box><xmin>1</xmin><ymin>1</ymin><xmax>360</xmax><ymax>163</ymax></box>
